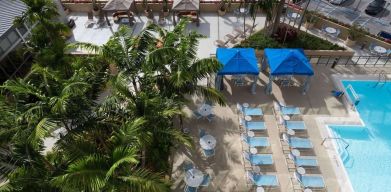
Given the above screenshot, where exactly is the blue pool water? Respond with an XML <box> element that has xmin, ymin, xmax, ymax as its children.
<box><xmin>329</xmin><ymin>80</ymin><xmax>391</xmax><ymax>192</ymax></box>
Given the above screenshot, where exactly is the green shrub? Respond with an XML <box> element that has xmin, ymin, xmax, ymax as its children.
<box><xmin>237</xmin><ymin>30</ymin><xmax>345</xmax><ymax>50</ymax></box>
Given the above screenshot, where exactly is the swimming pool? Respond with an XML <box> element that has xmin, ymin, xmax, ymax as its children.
<box><xmin>329</xmin><ymin>80</ymin><xmax>391</xmax><ymax>192</ymax></box>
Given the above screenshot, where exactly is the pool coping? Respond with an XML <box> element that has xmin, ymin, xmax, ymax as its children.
<box><xmin>315</xmin><ymin>74</ymin><xmax>389</xmax><ymax>192</ymax></box>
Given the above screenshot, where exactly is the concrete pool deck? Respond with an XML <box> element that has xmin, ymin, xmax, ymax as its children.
<box><xmin>170</xmin><ymin>65</ymin><xmax>391</xmax><ymax>192</ymax></box>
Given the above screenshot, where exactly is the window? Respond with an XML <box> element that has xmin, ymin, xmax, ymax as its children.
<box><xmin>7</xmin><ymin>31</ymin><xmax>19</xmax><ymax>44</ymax></box>
<box><xmin>0</xmin><ymin>38</ymin><xmax>11</xmax><ymax>52</ymax></box>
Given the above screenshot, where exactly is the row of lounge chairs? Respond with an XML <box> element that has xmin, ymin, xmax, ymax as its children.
<box><xmin>274</xmin><ymin>101</ymin><xmax>327</xmax><ymax>191</ymax></box>
<box><xmin>237</xmin><ymin>103</ymin><xmax>280</xmax><ymax>190</ymax></box>
<box><xmin>214</xmin><ymin>24</ymin><xmax>255</xmax><ymax>48</ymax></box>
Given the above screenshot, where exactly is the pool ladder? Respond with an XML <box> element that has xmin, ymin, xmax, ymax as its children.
<box><xmin>373</xmin><ymin>70</ymin><xmax>387</xmax><ymax>88</ymax></box>
<box><xmin>322</xmin><ymin>137</ymin><xmax>351</xmax><ymax>164</ymax></box>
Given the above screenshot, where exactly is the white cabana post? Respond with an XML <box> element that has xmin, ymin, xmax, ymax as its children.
<box><xmin>302</xmin><ymin>76</ymin><xmax>311</xmax><ymax>95</ymax></box>
<box><xmin>266</xmin><ymin>75</ymin><xmax>274</xmax><ymax>95</ymax></box>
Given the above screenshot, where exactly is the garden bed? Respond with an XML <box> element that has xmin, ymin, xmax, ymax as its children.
<box><xmin>237</xmin><ymin>30</ymin><xmax>345</xmax><ymax>50</ymax></box>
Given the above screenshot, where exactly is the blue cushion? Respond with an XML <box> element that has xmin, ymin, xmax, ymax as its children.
<box><xmin>248</xmin><ymin>137</ymin><xmax>269</xmax><ymax>147</ymax></box>
<box><xmin>185</xmin><ymin>186</ymin><xmax>198</xmax><ymax>192</ymax></box>
<box><xmin>246</xmin><ymin>121</ymin><xmax>266</xmax><ymax>130</ymax></box>
<box><xmin>301</xmin><ymin>175</ymin><xmax>325</xmax><ymax>188</ymax></box>
<box><xmin>250</xmin><ymin>154</ymin><xmax>273</xmax><ymax>165</ymax></box>
<box><xmin>289</xmin><ymin>137</ymin><xmax>312</xmax><ymax>149</ymax></box>
<box><xmin>253</xmin><ymin>174</ymin><xmax>278</xmax><ymax>186</ymax></box>
<box><xmin>295</xmin><ymin>157</ymin><xmax>318</xmax><ymax>167</ymax></box>
<box><xmin>281</xmin><ymin>107</ymin><xmax>300</xmax><ymax>115</ymax></box>
<box><xmin>244</xmin><ymin>108</ymin><xmax>263</xmax><ymax>116</ymax></box>
<box><xmin>285</xmin><ymin>121</ymin><xmax>306</xmax><ymax>130</ymax></box>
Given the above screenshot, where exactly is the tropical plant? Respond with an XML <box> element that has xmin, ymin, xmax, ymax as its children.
<box><xmin>304</xmin><ymin>11</ymin><xmax>319</xmax><ymax>24</ymax></box>
<box><xmin>347</xmin><ymin>24</ymin><xmax>366</xmax><ymax>41</ymax></box>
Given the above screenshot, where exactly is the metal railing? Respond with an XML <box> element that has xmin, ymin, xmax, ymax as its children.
<box><xmin>346</xmin><ymin>84</ymin><xmax>360</xmax><ymax>106</ymax></box>
<box><xmin>321</xmin><ymin>137</ymin><xmax>350</xmax><ymax>149</ymax></box>
<box><xmin>307</xmin><ymin>55</ymin><xmax>391</xmax><ymax>67</ymax></box>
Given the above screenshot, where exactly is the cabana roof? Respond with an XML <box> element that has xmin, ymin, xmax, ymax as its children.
<box><xmin>264</xmin><ymin>48</ymin><xmax>314</xmax><ymax>76</ymax></box>
<box><xmin>102</xmin><ymin>0</ymin><xmax>134</xmax><ymax>11</ymax></box>
<box><xmin>172</xmin><ymin>0</ymin><xmax>200</xmax><ymax>11</ymax></box>
<box><xmin>216</xmin><ymin>48</ymin><xmax>259</xmax><ymax>75</ymax></box>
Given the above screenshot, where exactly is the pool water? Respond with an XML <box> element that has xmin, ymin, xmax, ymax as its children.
<box><xmin>329</xmin><ymin>80</ymin><xmax>391</xmax><ymax>192</ymax></box>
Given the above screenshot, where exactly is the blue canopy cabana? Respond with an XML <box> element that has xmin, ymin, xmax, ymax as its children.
<box><xmin>215</xmin><ymin>48</ymin><xmax>259</xmax><ymax>94</ymax></box>
<box><xmin>262</xmin><ymin>48</ymin><xmax>314</xmax><ymax>95</ymax></box>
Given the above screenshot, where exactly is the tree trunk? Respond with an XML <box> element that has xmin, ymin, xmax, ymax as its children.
<box><xmin>270</xmin><ymin>0</ymin><xmax>285</xmax><ymax>35</ymax></box>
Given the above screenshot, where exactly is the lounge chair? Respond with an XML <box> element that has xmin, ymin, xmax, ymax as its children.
<box><xmin>243</xmin><ymin>107</ymin><xmax>263</xmax><ymax>116</ymax></box>
<box><xmin>206</xmin><ymin>114</ymin><xmax>215</xmax><ymax>122</ymax></box>
<box><xmin>214</xmin><ymin>40</ymin><xmax>227</xmax><ymax>47</ymax></box>
<box><xmin>282</xmin><ymin>133</ymin><xmax>313</xmax><ymax>149</ymax></box>
<box><xmin>95</xmin><ymin>12</ymin><xmax>106</xmax><ymax>28</ymax></box>
<box><xmin>243</xmin><ymin>151</ymin><xmax>273</xmax><ymax>166</ymax></box>
<box><xmin>200</xmin><ymin>174</ymin><xmax>211</xmax><ymax>187</ymax></box>
<box><xmin>245</xmin><ymin>121</ymin><xmax>266</xmax><ymax>131</ymax></box>
<box><xmin>202</xmin><ymin>149</ymin><xmax>215</xmax><ymax>158</ymax></box>
<box><xmin>246</xmin><ymin>171</ymin><xmax>279</xmax><ymax>187</ymax></box>
<box><xmin>280</xmin><ymin>105</ymin><xmax>301</xmax><ymax>115</ymax></box>
<box><xmin>241</xmin><ymin>134</ymin><xmax>269</xmax><ymax>147</ymax></box>
<box><xmin>199</xmin><ymin>129</ymin><xmax>206</xmax><ymax>138</ymax></box>
<box><xmin>288</xmin><ymin>153</ymin><xmax>318</xmax><ymax>168</ymax></box>
<box><xmin>294</xmin><ymin>172</ymin><xmax>325</xmax><ymax>189</ymax></box>
<box><xmin>184</xmin><ymin>185</ymin><xmax>198</xmax><ymax>192</ymax></box>
<box><xmin>285</xmin><ymin>121</ymin><xmax>306</xmax><ymax>131</ymax></box>
<box><xmin>183</xmin><ymin>161</ymin><xmax>194</xmax><ymax>172</ymax></box>
<box><xmin>193</xmin><ymin>111</ymin><xmax>202</xmax><ymax>119</ymax></box>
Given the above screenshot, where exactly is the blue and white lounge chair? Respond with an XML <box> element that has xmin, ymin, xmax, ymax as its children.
<box><xmin>281</xmin><ymin>106</ymin><xmax>301</xmax><ymax>115</ymax></box>
<box><xmin>183</xmin><ymin>161</ymin><xmax>194</xmax><ymax>172</ymax></box>
<box><xmin>282</xmin><ymin>133</ymin><xmax>313</xmax><ymax>149</ymax></box>
<box><xmin>288</xmin><ymin>153</ymin><xmax>318</xmax><ymax>168</ymax></box>
<box><xmin>243</xmin><ymin>151</ymin><xmax>273</xmax><ymax>166</ymax></box>
<box><xmin>203</xmin><ymin>149</ymin><xmax>215</xmax><ymax>158</ymax></box>
<box><xmin>285</xmin><ymin>121</ymin><xmax>306</xmax><ymax>131</ymax></box>
<box><xmin>294</xmin><ymin>172</ymin><xmax>325</xmax><ymax>189</ymax></box>
<box><xmin>244</xmin><ymin>107</ymin><xmax>263</xmax><ymax>116</ymax></box>
<box><xmin>246</xmin><ymin>171</ymin><xmax>279</xmax><ymax>187</ymax></box>
<box><xmin>245</xmin><ymin>121</ymin><xmax>266</xmax><ymax>131</ymax></box>
<box><xmin>199</xmin><ymin>129</ymin><xmax>206</xmax><ymax>138</ymax></box>
<box><xmin>242</xmin><ymin>134</ymin><xmax>270</xmax><ymax>147</ymax></box>
<box><xmin>200</xmin><ymin>174</ymin><xmax>211</xmax><ymax>187</ymax></box>
<box><xmin>184</xmin><ymin>185</ymin><xmax>198</xmax><ymax>192</ymax></box>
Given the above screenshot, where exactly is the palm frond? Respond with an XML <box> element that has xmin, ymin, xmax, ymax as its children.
<box><xmin>117</xmin><ymin>169</ymin><xmax>170</xmax><ymax>192</ymax></box>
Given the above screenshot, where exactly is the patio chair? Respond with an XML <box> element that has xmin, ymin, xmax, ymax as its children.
<box><xmin>246</xmin><ymin>171</ymin><xmax>279</xmax><ymax>187</ymax></box>
<box><xmin>200</xmin><ymin>174</ymin><xmax>211</xmax><ymax>187</ymax></box>
<box><xmin>233</xmin><ymin>28</ymin><xmax>245</xmax><ymax>38</ymax></box>
<box><xmin>182</xmin><ymin>161</ymin><xmax>194</xmax><ymax>172</ymax></box>
<box><xmin>95</xmin><ymin>12</ymin><xmax>106</xmax><ymax>28</ymax></box>
<box><xmin>84</xmin><ymin>12</ymin><xmax>95</xmax><ymax>28</ymax></box>
<box><xmin>233</xmin><ymin>75</ymin><xmax>245</xmax><ymax>86</ymax></box>
<box><xmin>244</xmin><ymin>121</ymin><xmax>266</xmax><ymax>131</ymax></box>
<box><xmin>282</xmin><ymin>133</ymin><xmax>313</xmax><ymax>149</ymax></box>
<box><xmin>184</xmin><ymin>185</ymin><xmax>198</xmax><ymax>192</ymax></box>
<box><xmin>199</xmin><ymin>129</ymin><xmax>206</xmax><ymax>138</ymax></box>
<box><xmin>241</xmin><ymin>134</ymin><xmax>270</xmax><ymax>148</ymax></box>
<box><xmin>285</xmin><ymin>121</ymin><xmax>306</xmax><ymax>131</ymax></box>
<box><xmin>243</xmin><ymin>151</ymin><xmax>273</xmax><ymax>166</ymax></box>
<box><xmin>288</xmin><ymin>153</ymin><xmax>318</xmax><ymax>168</ymax></box>
<box><xmin>294</xmin><ymin>171</ymin><xmax>325</xmax><ymax>189</ymax></box>
<box><xmin>202</xmin><ymin>149</ymin><xmax>215</xmax><ymax>158</ymax></box>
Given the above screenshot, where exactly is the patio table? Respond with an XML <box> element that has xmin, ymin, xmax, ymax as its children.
<box><xmin>292</xmin><ymin>149</ymin><xmax>300</xmax><ymax>156</ymax></box>
<box><xmin>247</xmin><ymin>131</ymin><xmax>255</xmax><ymax>137</ymax></box>
<box><xmin>256</xmin><ymin>186</ymin><xmax>265</xmax><ymax>192</ymax></box>
<box><xmin>324</xmin><ymin>27</ymin><xmax>337</xmax><ymax>35</ymax></box>
<box><xmin>304</xmin><ymin>188</ymin><xmax>313</xmax><ymax>192</ymax></box>
<box><xmin>245</xmin><ymin>115</ymin><xmax>252</xmax><ymax>121</ymax></box>
<box><xmin>250</xmin><ymin>147</ymin><xmax>258</xmax><ymax>154</ymax></box>
<box><xmin>200</xmin><ymin>135</ymin><xmax>216</xmax><ymax>150</ymax></box>
<box><xmin>287</xmin><ymin>129</ymin><xmax>295</xmax><ymax>136</ymax></box>
<box><xmin>198</xmin><ymin>104</ymin><xmax>212</xmax><ymax>117</ymax></box>
<box><xmin>289</xmin><ymin>12</ymin><xmax>300</xmax><ymax>19</ymax></box>
<box><xmin>297</xmin><ymin>167</ymin><xmax>306</xmax><ymax>175</ymax></box>
<box><xmin>374</xmin><ymin>46</ymin><xmax>387</xmax><ymax>55</ymax></box>
<box><xmin>185</xmin><ymin>168</ymin><xmax>204</xmax><ymax>187</ymax></box>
